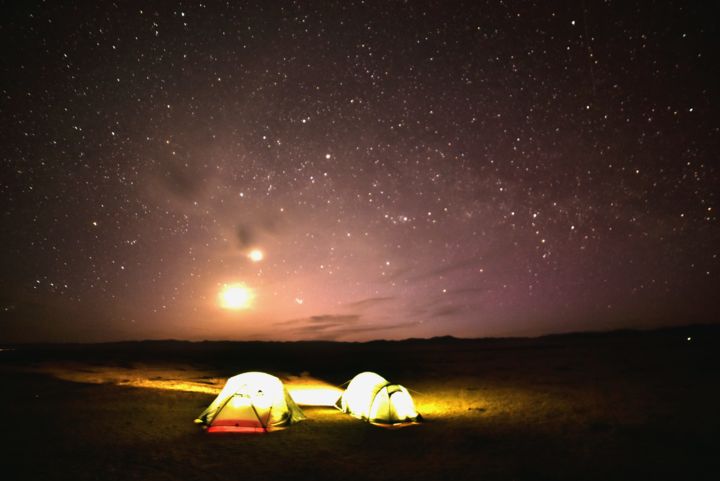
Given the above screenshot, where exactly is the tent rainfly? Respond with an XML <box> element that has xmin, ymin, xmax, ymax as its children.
<box><xmin>337</xmin><ymin>371</ymin><xmax>421</xmax><ymax>426</ymax></box>
<box><xmin>194</xmin><ymin>372</ymin><xmax>305</xmax><ymax>433</ymax></box>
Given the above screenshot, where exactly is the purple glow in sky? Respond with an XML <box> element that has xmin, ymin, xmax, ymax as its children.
<box><xmin>1</xmin><ymin>1</ymin><xmax>717</xmax><ymax>342</ymax></box>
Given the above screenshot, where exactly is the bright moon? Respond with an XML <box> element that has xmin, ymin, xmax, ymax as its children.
<box><xmin>248</xmin><ymin>249</ymin><xmax>264</xmax><ymax>262</ymax></box>
<box><xmin>219</xmin><ymin>284</ymin><xmax>253</xmax><ymax>310</ymax></box>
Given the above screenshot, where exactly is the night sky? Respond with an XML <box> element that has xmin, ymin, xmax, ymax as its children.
<box><xmin>1</xmin><ymin>1</ymin><xmax>717</xmax><ymax>343</ymax></box>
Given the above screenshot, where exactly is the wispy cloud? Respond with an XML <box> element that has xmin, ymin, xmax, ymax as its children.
<box><xmin>344</xmin><ymin>296</ymin><xmax>395</xmax><ymax>309</ymax></box>
<box><xmin>430</xmin><ymin>304</ymin><xmax>465</xmax><ymax>318</ymax></box>
<box><xmin>275</xmin><ymin>314</ymin><xmax>417</xmax><ymax>340</ymax></box>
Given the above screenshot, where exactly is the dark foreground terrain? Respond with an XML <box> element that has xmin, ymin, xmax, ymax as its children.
<box><xmin>1</xmin><ymin>325</ymin><xmax>718</xmax><ymax>481</ymax></box>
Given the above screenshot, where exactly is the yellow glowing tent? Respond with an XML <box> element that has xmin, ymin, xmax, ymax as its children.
<box><xmin>194</xmin><ymin>372</ymin><xmax>305</xmax><ymax>433</ymax></box>
<box><xmin>337</xmin><ymin>372</ymin><xmax>420</xmax><ymax>426</ymax></box>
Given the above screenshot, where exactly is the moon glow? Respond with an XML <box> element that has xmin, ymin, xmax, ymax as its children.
<box><xmin>219</xmin><ymin>284</ymin><xmax>253</xmax><ymax>310</ymax></box>
<box><xmin>248</xmin><ymin>249</ymin><xmax>264</xmax><ymax>262</ymax></box>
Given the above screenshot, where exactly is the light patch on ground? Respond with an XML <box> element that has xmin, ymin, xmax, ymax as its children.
<box><xmin>25</xmin><ymin>362</ymin><xmax>225</xmax><ymax>394</ymax></box>
<box><xmin>24</xmin><ymin>363</ymin><xmax>344</xmax><ymax>406</ymax></box>
<box><xmin>285</xmin><ymin>373</ymin><xmax>344</xmax><ymax>406</ymax></box>
<box><xmin>16</xmin><ymin>362</ymin><xmax>559</xmax><ymax>422</ymax></box>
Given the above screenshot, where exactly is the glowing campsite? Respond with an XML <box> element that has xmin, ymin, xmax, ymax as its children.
<box><xmin>193</xmin><ymin>371</ymin><xmax>420</xmax><ymax>433</ymax></box>
<box><xmin>2</xmin><ymin>329</ymin><xmax>717</xmax><ymax>480</ymax></box>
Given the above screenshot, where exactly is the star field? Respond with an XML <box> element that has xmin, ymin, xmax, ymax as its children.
<box><xmin>1</xmin><ymin>1</ymin><xmax>717</xmax><ymax>342</ymax></box>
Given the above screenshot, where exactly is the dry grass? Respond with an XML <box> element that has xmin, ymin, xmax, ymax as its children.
<box><xmin>1</xmin><ymin>327</ymin><xmax>718</xmax><ymax>480</ymax></box>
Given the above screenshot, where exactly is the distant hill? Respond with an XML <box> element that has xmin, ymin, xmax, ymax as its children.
<box><xmin>2</xmin><ymin>323</ymin><xmax>717</xmax><ymax>365</ymax></box>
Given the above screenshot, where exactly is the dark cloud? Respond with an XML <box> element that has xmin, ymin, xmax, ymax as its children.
<box><xmin>235</xmin><ymin>215</ymin><xmax>281</xmax><ymax>249</ymax></box>
<box><xmin>274</xmin><ymin>314</ymin><xmax>359</xmax><ymax>331</ymax></box>
<box><xmin>275</xmin><ymin>314</ymin><xmax>417</xmax><ymax>340</ymax></box>
<box><xmin>236</xmin><ymin>225</ymin><xmax>255</xmax><ymax>249</ymax></box>
<box><xmin>430</xmin><ymin>304</ymin><xmax>466</xmax><ymax>319</ymax></box>
<box><xmin>276</xmin><ymin>314</ymin><xmax>361</xmax><ymax>339</ymax></box>
<box><xmin>322</xmin><ymin>321</ymin><xmax>421</xmax><ymax>340</ymax></box>
<box><xmin>276</xmin><ymin>314</ymin><xmax>361</xmax><ymax>326</ymax></box>
<box><xmin>345</xmin><ymin>297</ymin><xmax>395</xmax><ymax>310</ymax></box>
<box><xmin>161</xmin><ymin>160</ymin><xmax>207</xmax><ymax>199</ymax></box>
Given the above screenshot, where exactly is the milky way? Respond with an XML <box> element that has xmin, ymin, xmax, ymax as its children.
<box><xmin>1</xmin><ymin>1</ymin><xmax>717</xmax><ymax>342</ymax></box>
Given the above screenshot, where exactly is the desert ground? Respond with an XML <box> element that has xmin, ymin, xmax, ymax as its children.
<box><xmin>1</xmin><ymin>325</ymin><xmax>718</xmax><ymax>481</ymax></box>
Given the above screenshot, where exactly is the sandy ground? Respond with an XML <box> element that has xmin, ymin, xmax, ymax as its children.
<box><xmin>0</xmin><ymin>326</ymin><xmax>718</xmax><ymax>481</ymax></box>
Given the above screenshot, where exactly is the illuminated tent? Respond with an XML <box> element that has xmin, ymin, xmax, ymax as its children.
<box><xmin>337</xmin><ymin>371</ymin><xmax>420</xmax><ymax>426</ymax></box>
<box><xmin>194</xmin><ymin>372</ymin><xmax>305</xmax><ymax>433</ymax></box>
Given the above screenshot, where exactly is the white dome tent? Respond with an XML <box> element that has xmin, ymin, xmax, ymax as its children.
<box><xmin>195</xmin><ymin>372</ymin><xmax>305</xmax><ymax>433</ymax></box>
<box><xmin>337</xmin><ymin>372</ymin><xmax>421</xmax><ymax>426</ymax></box>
